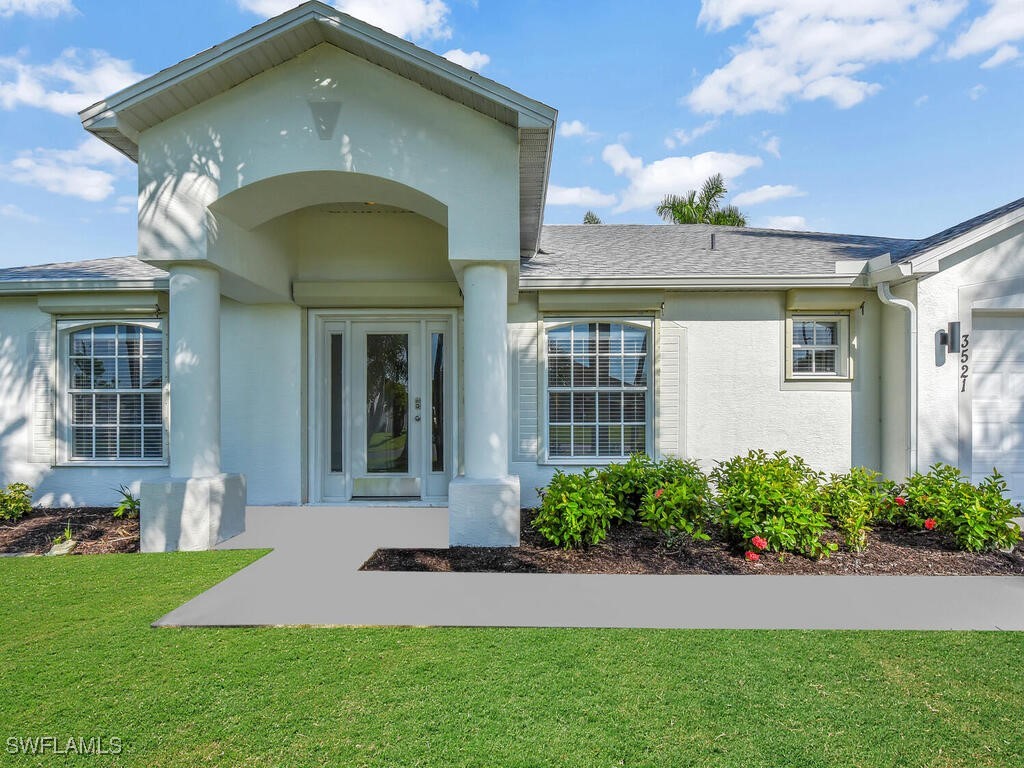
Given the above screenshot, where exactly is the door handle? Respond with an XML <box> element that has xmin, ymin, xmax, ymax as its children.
<box><xmin>414</xmin><ymin>397</ymin><xmax>422</xmax><ymax>410</ymax></box>
<box><xmin>414</xmin><ymin>415</ymin><xmax>421</xmax><ymax>422</ymax></box>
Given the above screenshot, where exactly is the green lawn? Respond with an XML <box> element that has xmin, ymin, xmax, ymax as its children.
<box><xmin>1</xmin><ymin>553</ymin><xmax>1022</xmax><ymax>767</ymax></box>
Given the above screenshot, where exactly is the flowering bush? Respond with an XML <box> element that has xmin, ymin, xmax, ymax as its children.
<box><xmin>751</xmin><ymin>535</ymin><xmax>767</xmax><ymax>550</ymax></box>
<box><xmin>745</xmin><ymin>551</ymin><xmax>760</xmax><ymax>562</ymax></box>
<box><xmin>533</xmin><ymin>469</ymin><xmax>618</xmax><ymax>549</ymax></box>
<box><xmin>888</xmin><ymin>463</ymin><xmax>1021</xmax><ymax>552</ymax></box>
<box><xmin>598</xmin><ymin>454</ymin><xmax>655</xmax><ymax>519</ymax></box>
<box><xmin>712</xmin><ymin>450</ymin><xmax>835</xmax><ymax>558</ymax></box>
<box><xmin>636</xmin><ymin>458</ymin><xmax>712</xmax><ymax>540</ymax></box>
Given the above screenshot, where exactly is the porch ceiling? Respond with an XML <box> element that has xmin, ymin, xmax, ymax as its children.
<box><xmin>79</xmin><ymin>0</ymin><xmax>556</xmax><ymax>258</ymax></box>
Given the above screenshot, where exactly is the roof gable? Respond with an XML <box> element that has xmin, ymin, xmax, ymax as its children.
<box><xmin>79</xmin><ymin>0</ymin><xmax>556</xmax><ymax>257</ymax></box>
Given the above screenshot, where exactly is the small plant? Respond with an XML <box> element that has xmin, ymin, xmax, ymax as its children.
<box><xmin>533</xmin><ymin>468</ymin><xmax>618</xmax><ymax>549</ymax></box>
<box><xmin>636</xmin><ymin>459</ymin><xmax>712</xmax><ymax>541</ymax></box>
<box><xmin>893</xmin><ymin>464</ymin><xmax>1022</xmax><ymax>552</ymax></box>
<box><xmin>53</xmin><ymin>521</ymin><xmax>73</xmax><ymax>547</ymax></box>
<box><xmin>113</xmin><ymin>484</ymin><xmax>141</xmax><ymax>519</ymax></box>
<box><xmin>820</xmin><ymin>467</ymin><xmax>895</xmax><ymax>552</ymax></box>
<box><xmin>0</xmin><ymin>482</ymin><xmax>33</xmax><ymax>522</ymax></box>
<box><xmin>712</xmin><ymin>449</ymin><xmax>835</xmax><ymax>558</ymax></box>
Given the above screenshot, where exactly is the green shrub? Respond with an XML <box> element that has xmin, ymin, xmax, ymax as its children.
<box><xmin>599</xmin><ymin>453</ymin><xmax>654</xmax><ymax>518</ymax></box>
<box><xmin>712</xmin><ymin>450</ymin><xmax>835</xmax><ymax>558</ymax></box>
<box><xmin>637</xmin><ymin>458</ymin><xmax>712</xmax><ymax>541</ymax></box>
<box><xmin>113</xmin><ymin>484</ymin><xmax>140</xmax><ymax>519</ymax></box>
<box><xmin>533</xmin><ymin>468</ymin><xmax>618</xmax><ymax>549</ymax></box>
<box><xmin>894</xmin><ymin>463</ymin><xmax>1022</xmax><ymax>552</ymax></box>
<box><xmin>820</xmin><ymin>467</ymin><xmax>894</xmax><ymax>552</ymax></box>
<box><xmin>0</xmin><ymin>482</ymin><xmax>33</xmax><ymax>522</ymax></box>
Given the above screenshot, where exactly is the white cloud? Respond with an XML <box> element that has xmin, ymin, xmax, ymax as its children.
<box><xmin>111</xmin><ymin>194</ymin><xmax>136</xmax><ymax>214</ymax></box>
<box><xmin>689</xmin><ymin>1</ymin><xmax>966</xmax><ymax>115</ymax></box>
<box><xmin>759</xmin><ymin>215</ymin><xmax>810</xmax><ymax>230</ymax></box>
<box><xmin>0</xmin><ymin>203</ymin><xmax>40</xmax><ymax>223</ymax></box>
<box><xmin>601</xmin><ymin>143</ymin><xmax>763</xmax><ymax>213</ymax></box>
<box><xmin>968</xmin><ymin>83</ymin><xmax>986</xmax><ymax>100</ymax></box>
<box><xmin>559</xmin><ymin>119</ymin><xmax>598</xmax><ymax>139</ymax></box>
<box><xmin>664</xmin><ymin>119</ymin><xmax>719</xmax><ymax>149</ymax></box>
<box><xmin>442</xmin><ymin>49</ymin><xmax>490</xmax><ymax>71</ymax></box>
<box><xmin>0</xmin><ymin>48</ymin><xmax>145</xmax><ymax>116</ymax></box>
<box><xmin>4</xmin><ymin>138</ymin><xmax>129</xmax><ymax>202</ymax></box>
<box><xmin>0</xmin><ymin>0</ymin><xmax>75</xmax><ymax>18</ymax></box>
<box><xmin>238</xmin><ymin>0</ymin><xmax>452</xmax><ymax>41</ymax></box>
<box><xmin>914</xmin><ymin>94</ymin><xmax>929</xmax><ymax>106</ymax></box>
<box><xmin>759</xmin><ymin>134</ymin><xmax>781</xmax><ymax>158</ymax></box>
<box><xmin>546</xmin><ymin>185</ymin><xmax>617</xmax><ymax>207</ymax></box>
<box><xmin>981</xmin><ymin>44</ymin><xmax>1020</xmax><ymax>68</ymax></box>
<box><xmin>949</xmin><ymin>0</ymin><xmax>1024</xmax><ymax>63</ymax></box>
<box><xmin>732</xmin><ymin>184</ymin><xmax>805</xmax><ymax>206</ymax></box>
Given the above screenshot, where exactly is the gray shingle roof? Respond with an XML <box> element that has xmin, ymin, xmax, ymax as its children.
<box><xmin>0</xmin><ymin>256</ymin><xmax>166</xmax><ymax>284</ymax></box>
<box><xmin>526</xmin><ymin>224</ymin><xmax>911</xmax><ymax>278</ymax></box>
<box><xmin>888</xmin><ymin>196</ymin><xmax>1024</xmax><ymax>264</ymax></box>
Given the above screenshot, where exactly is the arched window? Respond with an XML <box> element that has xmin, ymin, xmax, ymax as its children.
<box><xmin>545</xmin><ymin>321</ymin><xmax>650</xmax><ymax>459</ymax></box>
<box><xmin>59</xmin><ymin>321</ymin><xmax>165</xmax><ymax>463</ymax></box>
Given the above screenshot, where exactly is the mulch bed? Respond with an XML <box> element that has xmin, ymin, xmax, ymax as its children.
<box><xmin>0</xmin><ymin>508</ymin><xmax>139</xmax><ymax>555</ymax></box>
<box><xmin>362</xmin><ymin>509</ymin><xmax>1024</xmax><ymax>576</ymax></box>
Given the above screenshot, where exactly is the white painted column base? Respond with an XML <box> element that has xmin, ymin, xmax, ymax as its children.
<box><xmin>140</xmin><ymin>474</ymin><xmax>246</xmax><ymax>552</ymax></box>
<box><xmin>448</xmin><ymin>475</ymin><xmax>520</xmax><ymax>547</ymax></box>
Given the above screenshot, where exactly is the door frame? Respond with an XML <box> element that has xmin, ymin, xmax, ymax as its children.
<box><xmin>307</xmin><ymin>308</ymin><xmax>459</xmax><ymax>503</ymax></box>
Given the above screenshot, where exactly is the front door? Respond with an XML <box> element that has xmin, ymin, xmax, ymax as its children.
<box><xmin>315</xmin><ymin>315</ymin><xmax>451</xmax><ymax>501</ymax></box>
<box><xmin>353</xmin><ymin>322</ymin><xmax>420</xmax><ymax>496</ymax></box>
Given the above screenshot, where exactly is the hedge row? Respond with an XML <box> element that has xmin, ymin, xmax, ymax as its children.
<box><xmin>533</xmin><ymin>451</ymin><xmax>1022</xmax><ymax>557</ymax></box>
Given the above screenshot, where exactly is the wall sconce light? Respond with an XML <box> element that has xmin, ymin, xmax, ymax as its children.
<box><xmin>938</xmin><ymin>321</ymin><xmax>961</xmax><ymax>353</ymax></box>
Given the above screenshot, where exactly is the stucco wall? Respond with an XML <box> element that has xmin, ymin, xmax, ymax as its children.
<box><xmin>137</xmin><ymin>42</ymin><xmax>520</xmax><ymax>299</ymax></box>
<box><xmin>915</xmin><ymin>223</ymin><xmax>1024</xmax><ymax>474</ymax></box>
<box><xmin>0</xmin><ymin>298</ymin><xmax>169</xmax><ymax>506</ymax></box>
<box><xmin>510</xmin><ymin>289</ymin><xmax>883</xmax><ymax>505</ymax></box>
<box><xmin>220</xmin><ymin>300</ymin><xmax>303</xmax><ymax>504</ymax></box>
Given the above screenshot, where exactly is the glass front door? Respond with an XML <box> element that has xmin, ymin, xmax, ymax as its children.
<box><xmin>316</xmin><ymin>316</ymin><xmax>450</xmax><ymax>501</ymax></box>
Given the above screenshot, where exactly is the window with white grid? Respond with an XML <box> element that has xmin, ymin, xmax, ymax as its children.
<box><xmin>62</xmin><ymin>322</ymin><xmax>165</xmax><ymax>462</ymax></box>
<box><xmin>787</xmin><ymin>314</ymin><xmax>850</xmax><ymax>378</ymax></box>
<box><xmin>545</xmin><ymin>321</ymin><xmax>650</xmax><ymax>459</ymax></box>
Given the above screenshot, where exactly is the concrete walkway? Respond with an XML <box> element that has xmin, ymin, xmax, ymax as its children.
<box><xmin>154</xmin><ymin>506</ymin><xmax>1024</xmax><ymax>630</ymax></box>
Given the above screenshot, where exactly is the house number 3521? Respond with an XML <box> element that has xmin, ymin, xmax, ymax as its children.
<box><xmin>959</xmin><ymin>334</ymin><xmax>970</xmax><ymax>393</ymax></box>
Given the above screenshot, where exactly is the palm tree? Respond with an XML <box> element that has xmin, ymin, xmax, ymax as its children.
<box><xmin>656</xmin><ymin>173</ymin><xmax>747</xmax><ymax>226</ymax></box>
<box><xmin>582</xmin><ymin>210</ymin><xmax>602</xmax><ymax>224</ymax></box>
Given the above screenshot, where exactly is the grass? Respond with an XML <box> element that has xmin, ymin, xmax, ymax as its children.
<box><xmin>1</xmin><ymin>553</ymin><xmax>1022</xmax><ymax>767</ymax></box>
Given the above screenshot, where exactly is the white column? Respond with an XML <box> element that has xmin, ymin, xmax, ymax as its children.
<box><xmin>142</xmin><ymin>263</ymin><xmax>245</xmax><ymax>552</ymax></box>
<box><xmin>168</xmin><ymin>264</ymin><xmax>221</xmax><ymax>478</ymax></box>
<box><xmin>448</xmin><ymin>261</ymin><xmax>520</xmax><ymax>547</ymax></box>
<box><xmin>462</xmin><ymin>262</ymin><xmax>509</xmax><ymax>479</ymax></box>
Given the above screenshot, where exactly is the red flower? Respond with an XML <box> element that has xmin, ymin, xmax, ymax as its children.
<box><xmin>745</xmin><ymin>551</ymin><xmax>760</xmax><ymax>562</ymax></box>
<box><xmin>751</xmin><ymin>535</ymin><xmax>768</xmax><ymax>551</ymax></box>
<box><xmin>895</xmin><ymin>496</ymin><xmax>907</xmax><ymax>507</ymax></box>
<box><xmin>924</xmin><ymin>518</ymin><xmax>937</xmax><ymax>531</ymax></box>
<box><xmin>654</xmin><ymin>488</ymin><xmax>664</xmax><ymax>499</ymax></box>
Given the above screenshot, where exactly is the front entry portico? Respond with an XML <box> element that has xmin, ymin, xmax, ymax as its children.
<box><xmin>310</xmin><ymin>312</ymin><xmax>454</xmax><ymax>504</ymax></box>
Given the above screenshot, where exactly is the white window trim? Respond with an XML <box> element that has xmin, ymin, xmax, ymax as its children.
<box><xmin>55</xmin><ymin>318</ymin><xmax>168</xmax><ymax>467</ymax></box>
<box><xmin>785</xmin><ymin>312</ymin><xmax>852</xmax><ymax>381</ymax></box>
<box><xmin>539</xmin><ymin>317</ymin><xmax>655</xmax><ymax>465</ymax></box>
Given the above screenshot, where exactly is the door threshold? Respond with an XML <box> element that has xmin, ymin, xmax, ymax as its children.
<box><xmin>308</xmin><ymin>498</ymin><xmax>448</xmax><ymax>508</ymax></box>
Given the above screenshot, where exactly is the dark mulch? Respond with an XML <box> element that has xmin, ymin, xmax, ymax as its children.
<box><xmin>0</xmin><ymin>508</ymin><xmax>139</xmax><ymax>555</ymax></box>
<box><xmin>361</xmin><ymin>509</ymin><xmax>1024</xmax><ymax>576</ymax></box>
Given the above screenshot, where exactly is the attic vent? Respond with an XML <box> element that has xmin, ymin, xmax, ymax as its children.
<box><xmin>710</xmin><ymin>233</ymin><xmax>716</xmax><ymax>250</ymax></box>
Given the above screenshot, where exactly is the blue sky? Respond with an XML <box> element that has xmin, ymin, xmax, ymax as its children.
<box><xmin>0</xmin><ymin>0</ymin><xmax>1022</xmax><ymax>269</ymax></box>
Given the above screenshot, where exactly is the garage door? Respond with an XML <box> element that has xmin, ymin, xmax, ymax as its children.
<box><xmin>971</xmin><ymin>313</ymin><xmax>1024</xmax><ymax>506</ymax></box>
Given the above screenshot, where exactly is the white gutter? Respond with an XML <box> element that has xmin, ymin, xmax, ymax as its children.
<box><xmin>877</xmin><ymin>282</ymin><xmax>917</xmax><ymax>476</ymax></box>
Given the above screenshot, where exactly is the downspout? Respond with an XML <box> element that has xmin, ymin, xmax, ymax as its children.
<box><xmin>877</xmin><ymin>282</ymin><xmax>918</xmax><ymax>476</ymax></box>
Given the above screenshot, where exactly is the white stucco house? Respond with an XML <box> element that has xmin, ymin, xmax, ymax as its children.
<box><xmin>0</xmin><ymin>2</ymin><xmax>1022</xmax><ymax>551</ymax></box>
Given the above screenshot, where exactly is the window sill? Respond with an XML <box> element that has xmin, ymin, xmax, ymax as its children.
<box><xmin>539</xmin><ymin>456</ymin><xmax>640</xmax><ymax>467</ymax></box>
<box><xmin>55</xmin><ymin>461</ymin><xmax>169</xmax><ymax>469</ymax></box>
<box><xmin>781</xmin><ymin>376</ymin><xmax>853</xmax><ymax>392</ymax></box>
